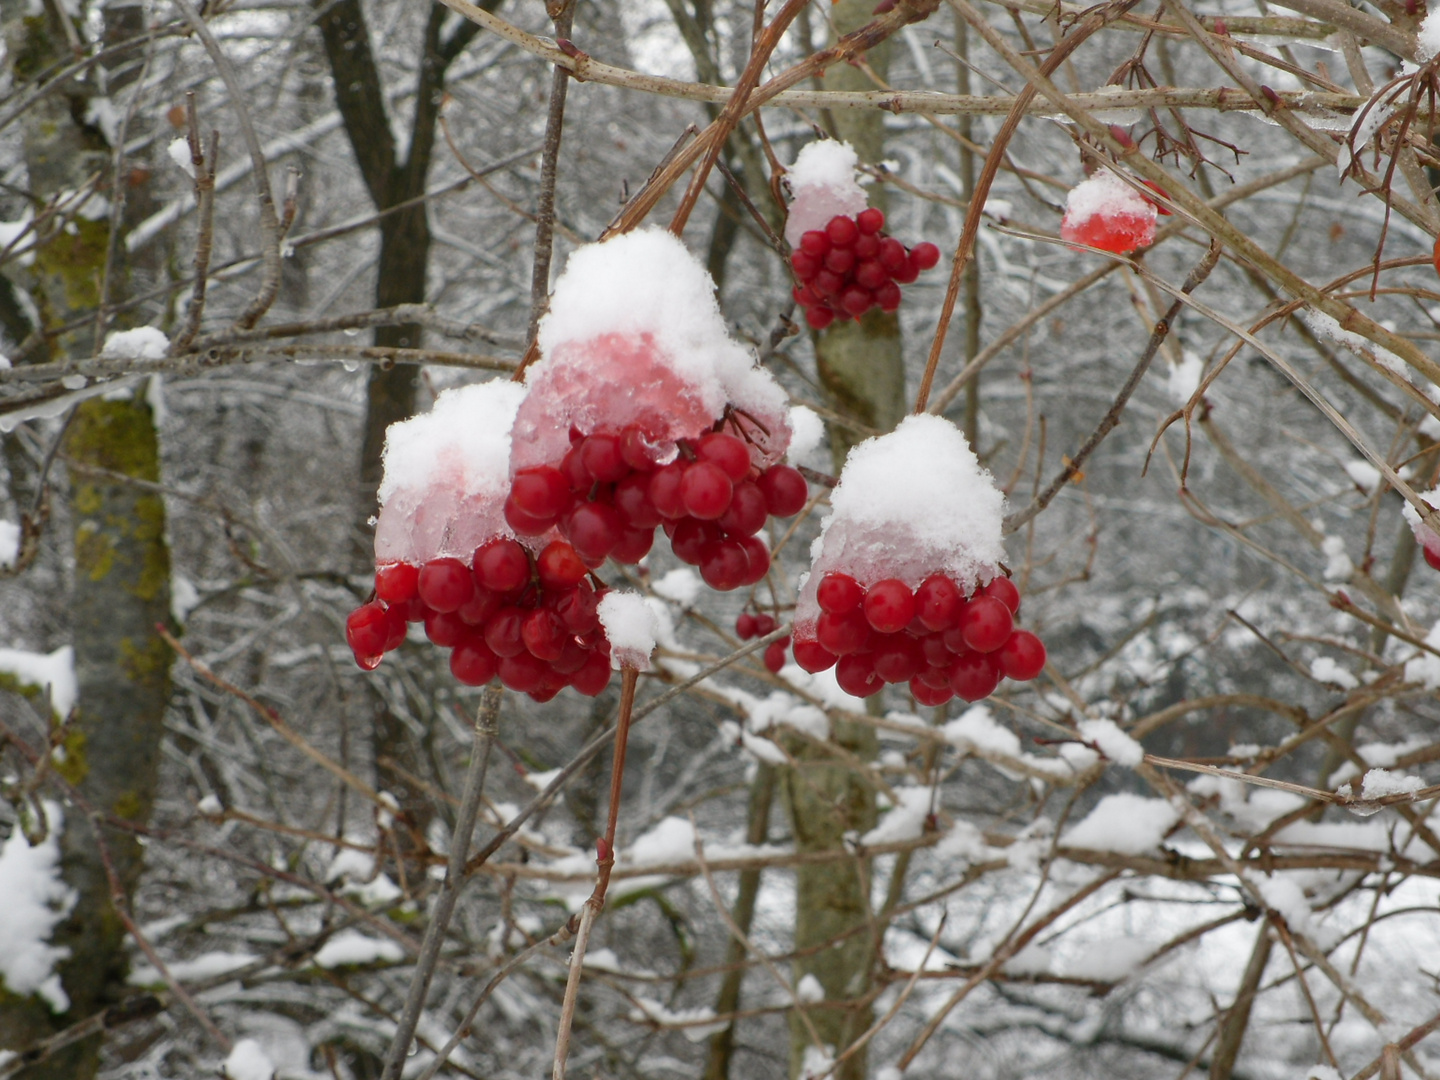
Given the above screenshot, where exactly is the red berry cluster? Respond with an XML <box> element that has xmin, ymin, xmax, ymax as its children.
<box><xmin>790</xmin><ymin>209</ymin><xmax>941</xmax><ymax>330</ymax></box>
<box><xmin>791</xmin><ymin>572</ymin><xmax>1046</xmax><ymax>705</ymax></box>
<box><xmin>345</xmin><ymin>538</ymin><xmax>613</xmax><ymax>702</ymax></box>
<box><xmin>504</xmin><ymin>424</ymin><xmax>810</xmax><ymax>592</ymax></box>
<box><xmin>736</xmin><ymin>610</ymin><xmax>789</xmax><ymax>673</ymax></box>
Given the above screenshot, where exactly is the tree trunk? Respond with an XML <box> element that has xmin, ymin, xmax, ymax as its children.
<box><xmin>0</xmin><ymin>4</ymin><xmax>172</xmax><ymax>1075</ymax></box>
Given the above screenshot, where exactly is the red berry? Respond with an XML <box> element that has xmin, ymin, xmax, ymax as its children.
<box><xmin>873</xmin><ymin>635</ymin><xmax>921</xmax><ymax>683</ymax></box>
<box><xmin>738</xmin><ymin>536</ymin><xmax>771</xmax><ymax>584</ymax></box>
<box><xmin>757</xmin><ymin>465</ymin><xmax>808</xmax><ymax>517</ymax></box>
<box><xmin>564</xmin><ymin>502</ymin><xmax>623</xmax><ymax>565</ymax></box>
<box><xmin>754</xmin><ymin>613</ymin><xmax>778</xmax><ymax>636</ymax></box>
<box><xmin>840</xmin><ymin>287</ymin><xmax>873</xmax><ymax>316</ymax></box>
<box><xmin>355</xmin><ymin>652</ymin><xmax>383</xmax><ymax>671</ymax></box>
<box><xmin>559</xmin><ymin>444</ymin><xmax>590</xmax><ymax>492</ymax></box>
<box><xmin>791</xmin><ymin>250</ymin><xmax>820</xmax><ymax>279</ymax></box>
<box><xmin>719</xmin><ymin>480</ymin><xmax>767</xmax><ymax>536</ymax></box>
<box><xmin>456</xmin><ymin>587</ymin><xmax>501</xmax><ymax>627</ymax></box>
<box><xmin>552</xmin><ymin>637</ymin><xmax>589</xmax><ymax>674</ymax></box>
<box><xmin>498</xmin><ymin>652</ymin><xmax>548</xmax><ymax>693</ymax></box>
<box><xmin>522</xmin><ymin>609</ymin><xmax>567</xmax><ymax>661</ymax></box>
<box><xmin>681</xmin><ymin>462</ymin><xmax>733</xmax><ymax>520</ymax></box>
<box><xmin>910</xmin><ymin>678</ymin><xmax>954</xmax><ymax>707</ymax></box>
<box><xmin>612</xmin><ymin>526</ymin><xmax>655</xmax><ymax>563</ymax></box>
<box><xmin>800</xmin><ymin>230</ymin><xmax>831</xmax><ymax>256</ymax></box>
<box><xmin>910</xmin><ymin>241</ymin><xmax>940</xmax><ymax>270</ymax></box>
<box><xmin>571</xmin><ymin>651</ymin><xmax>613</xmax><ymax>696</ymax></box>
<box><xmin>853</xmin><ymin>232</ymin><xmax>880</xmax><ymax>259</ymax></box>
<box><xmin>950</xmin><ymin>652</ymin><xmax>1001</xmax><ymax>702</ymax></box>
<box><xmin>1062</xmin><ymin>207</ymin><xmax>1153</xmax><ymax>255</ymax></box>
<box><xmin>504</xmin><ymin>494</ymin><xmax>554</xmax><ymax>537</ymax></box>
<box><xmin>382</xmin><ymin>604</ymin><xmax>408</xmax><ymax>651</ymax></box>
<box><xmin>375</xmin><ymin>562</ymin><xmax>419</xmax><ymax>604</ymax></box>
<box><xmin>763</xmin><ymin>638</ymin><xmax>789</xmax><ymax>673</ymax></box>
<box><xmin>1425</xmin><ymin>544</ymin><xmax>1440</xmax><ymax>571</ymax></box>
<box><xmin>536</xmin><ymin>540</ymin><xmax>587</xmax><ymax>589</ymax></box>
<box><xmin>649</xmin><ymin>462</ymin><xmax>689</xmax><ymax>520</ymax></box>
<box><xmin>424</xmin><ymin>610</ymin><xmax>467</xmax><ymax>648</ymax></box>
<box><xmin>817</xmin><ymin>608</ymin><xmax>871</xmax><ymax>655</ymax></box>
<box><xmin>835</xmin><ymin>653</ymin><xmax>883</xmax><ymax>698</ymax></box>
<box><xmin>620</xmin><ymin>425</ymin><xmax>657</xmax><ymax>471</ymax></box>
<box><xmin>826</xmin><ymin>215</ymin><xmax>859</xmax><ymax>247</ymax></box>
<box><xmin>794</xmin><ymin>285</ymin><xmax>819</xmax><ymax>307</ymax></box>
<box><xmin>736</xmin><ymin>613</ymin><xmax>759</xmax><ymax>639</ymax></box>
<box><xmin>824</xmin><ymin>247</ymin><xmax>856</xmax><ymax>275</ymax></box>
<box><xmin>875</xmin><ymin>281</ymin><xmax>902</xmax><ymax>312</ymax></box>
<box><xmin>510</xmin><ymin>465</ymin><xmax>571</xmax><ymax>520</ymax></box>
<box><xmin>999</xmin><ymin>630</ymin><xmax>1046</xmax><ymax>681</ymax></box>
<box><xmin>580</xmin><ymin>433</ymin><xmax>629</xmax><ymax>483</ymax></box>
<box><xmin>474</xmin><ymin>538</ymin><xmax>529</xmax><ymax>593</ymax></box>
<box><xmin>805</xmin><ymin>305</ymin><xmax>836</xmax><ymax>330</ymax></box>
<box><xmin>959</xmin><ymin>596</ymin><xmax>1013</xmax><ymax>653</ymax></box>
<box><xmin>857</xmin><ymin>207</ymin><xmax>885</xmax><ymax>234</ymax></box>
<box><xmin>483</xmin><ymin>607</ymin><xmax>527</xmax><ymax>657</ymax></box>
<box><xmin>893</xmin><ymin>255</ymin><xmax>919</xmax><ymax>284</ymax></box>
<box><xmin>450</xmin><ymin>637</ymin><xmax>498</xmax><ymax>686</ymax></box>
<box><xmin>346</xmin><ymin>602</ymin><xmax>389</xmax><ymax>657</ymax></box>
<box><xmin>915</xmin><ymin>574</ymin><xmax>961</xmax><ymax>631</ymax></box>
<box><xmin>813</xmin><ymin>269</ymin><xmax>844</xmax><ymax>297</ymax></box>
<box><xmin>614</xmin><ymin>473</ymin><xmax>662</xmax><ymax>529</ymax></box>
<box><xmin>864</xmin><ymin>579</ymin><xmax>916</xmax><ymax>634</ymax></box>
<box><xmin>855</xmin><ymin>260</ymin><xmax>888</xmax><ymax>290</ymax></box>
<box><xmin>699</xmin><ymin>538</ymin><xmax>751</xmax><ymax>591</ymax></box>
<box><xmin>794</xmin><ymin>635</ymin><xmax>837</xmax><ymax>673</ymax></box>
<box><xmin>418</xmin><ymin>558</ymin><xmax>473</xmax><ymax>613</ymax></box>
<box><xmin>1140</xmin><ymin>179</ymin><xmax>1172</xmax><ymax>214</ymax></box>
<box><xmin>817</xmin><ymin>572</ymin><xmax>864</xmax><ymax>614</ymax></box>
<box><xmin>878</xmin><ymin>237</ymin><xmax>907</xmax><ymax>273</ymax></box>
<box><xmin>697</xmin><ymin>432</ymin><xmax>752</xmax><ymax>481</ymax></box>
<box><xmin>555</xmin><ymin>583</ymin><xmax>600</xmax><ymax>634</ymax></box>
<box><xmin>983</xmin><ymin>576</ymin><xmax>1021</xmax><ymax>615</ymax></box>
<box><xmin>920</xmin><ymin>634</ymin><xmax>952</xmax><ymax>667</ymax></box>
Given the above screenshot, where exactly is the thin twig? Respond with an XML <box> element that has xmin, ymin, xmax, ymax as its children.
<box><xmin>526</xmin><ymin>0</ymin><xmax>576</xmax><ymax>350</ymax></box>
<box><xmin>170</xmin><ymin>94</ymin><xmax>219</xmax><ymax>356</ymax></box>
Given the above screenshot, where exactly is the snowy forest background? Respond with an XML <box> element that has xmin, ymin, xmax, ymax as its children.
<box><xmin>3</xmin><ymin>0</ymin><xmax>1440</xmax><ymax>1078</ymax></box>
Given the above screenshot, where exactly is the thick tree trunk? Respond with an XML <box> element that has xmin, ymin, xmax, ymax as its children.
<box><xmin>0</xmin><ymin>4</ymin><xmax>172</xmax><ymax>1075</ymax></box>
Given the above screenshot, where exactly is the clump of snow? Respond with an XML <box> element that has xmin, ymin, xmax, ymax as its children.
<box><xmin>0</xmin><ymin>646</ymin><xmax>77</xmax><ymax>718</ymax></box>
<box><xmin>944</xmin><ymin>705</ymin><xmax>1021</xmax><ymax>758</ymax></box>
<box><xmin>1310</xmin><ymin>656</ymin><xmax>1358</xmax><ymax>689</ymax></box>
<box><xmin>1418</xmin><ymin>8</ymin><xmax>1440</xmax><ymax>61</ymax></box>
<box><xmin>860</xmin><ymin>786</ymin><xmax>932</xmax><ymax>845</ymax></box>
<box><xmin>747</xmin><ymin>691</ymin><xmax>829</xmax><ymax>739</ymax></box>
<box><xmin>1403</xmin><ymin>623</ymin><xmax>1440</xmax><ymax>688</ymax></box>
<box><xmin>1061</xmin><ymin>170</ymin><xmax>1154</xmax><ymax>238</ymax></box>
<box><xmin>1344</xmin><ymin>459</ymin><xmax>1382</xmax><ymax>494</ymax></box>
<box><xmin>629</xmin><ymin>998</ymin><xmax>727</xmax><ymax>1042</ymax></box>
<box><xmin>1166</xmin><ymin>350</ymin><xmax>1204</xmax><ymax>405</ymax></box>
<box><xmin>1077</xmin><ymin>718</ymin><xmax>1144</xmax><ymax>767</ymax></box>
<box><xmin>196</xmin><ymin>794</ymin><xmax>223</xmax><ymax>816</ymax></box>
<box><xmin>1402</xmin><ymin>487</ymin><xmax>1440</xmax><ymax>566</ymax></box>
<box><xmin>314</xmin><ymin>930</ymin><xmax>404</xmax><ymax>969</ymax></box>
<box><xmin>1061</xmin><ymin>793</ymin><xmax>1179</xmax><ymax>854</ymax></box>
<box><xmin>597</xmin><ymin>591</ymin><xmax>659</xmax><ymax>671</ymax></box>
<box><xmin>0</xmin><ymin>519</ymin><xmax>19</xmax><ymax>568</ymax></box>
<box><xmin>128</xmin><ymin>950</ymin><xmax>257</xmax><ymax>987</ymax></box>
<box><xmin>167</xmin><ymin>138</ymin><xmax>195</xmax><ymax>179</ymax></box>
<box><xmin>794</xmin><ymin>415</ymin><xmax>1005</xmax><ymax>637</ymax></box>
<box><xmin>1320</xmin><ymin>536</ymin><xmax>1352</xmax><ymax>582</ymax></box>
<box><xmin>786</xmin><ymin>404</ymin><xmax>828</xmax><ymax>472</ymax></box>
<box><xmin>1303</xmin><ymin>308</ymin><xmax>1409</xmax><ymax>376</ymax></box>
<box><xmin>0</xmin><ymin>802</ymin><xmax>75</xmax><ymax>1012</ymax></box>
<box><xmin>1003</xmin><ymin>943</ymin><xmax>1052</xmax><ymax>975</ymax></box>
<box><xmin>1360</xmin><ymin>768</ymin><xmax>1424</xmax><ymax>799</ymax></box>
<box><xmin>795</xmin><ymin>973</ymin><xmax>825</xmax><ymax>1003</ymax></box>
<box><xmin>625</xmin><ymin>816</ymin><xmax>696</xmax><ymax>867</ymax></box>
<box><xmin>374</xmin><ymin>379</ymin><xmax>527</xmax><ymax>565</ymax></box>
<box><xmin>515</xmin><ymin>229</ymin><xmax>790</xmax><ymax>476</ymax></box>
<box><xmin>783</xmin><ymin>140</ymin><xmax>869</xmax><ymax>249</ymax></box>
<box><xmin>1063</xmin><ymin>937</ymin><xmax>1152</xmax><ymax>981</ymax></box>
<box><xmin>223</xmin><ymin>1038</ymin><xmax>275</xmax><ymax>1080</ymax></box>
<box><xmin>100</xmin><ymin>326</ymin><xmax>169</xmax><ymax>360</ymax></box>
<box><xmin>799</xmin><ymin>1044</ymin><xmax>838</xmax><ymax>1080</ymax></box>
<box><xmin>651</xmin><ymin>568</ymin><xmax>701</xmax><ymax>607</ymax></box>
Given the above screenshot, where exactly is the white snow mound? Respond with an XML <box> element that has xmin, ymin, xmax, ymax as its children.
<box><xmin>784</xmin><ymin>140</ymin><xmax>869</xmax><ymax>248</ymax></box>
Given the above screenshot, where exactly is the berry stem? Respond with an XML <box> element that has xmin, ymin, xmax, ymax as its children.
<box><xmin>911</xmin><ymin>0</ymin><xmax>1141</xmax><ymax>415</ymax></box>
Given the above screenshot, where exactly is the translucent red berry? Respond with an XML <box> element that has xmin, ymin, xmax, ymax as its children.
<box><xmin>346</xmin><ymin>602</ymin><xmax>389</xmax><ymax>657</ymax></box>
<box><xmin>1425</xmin><ymin>545</ymin><xmax>1440</xmax><ymax>571</ymax></box>
<box><xmin>950</xmin><ymin>652</ymin><xmax>1001</xmax><ymax>702</ymax></box>
<box><xmin>910</xmin><ymin>678</ymin><xmax>954</xmax><ymax>707</ymax></box>
<box><xmin>418</xmin><ymin>557</ymin><xmax>473</xmax><ymax>613</ymax></box>
<box><xmin>791</xmin><ymin>251</ymin><xmax>819</xmax><ymax>279</ymax></box>
<box><xmin>998</xmin><ymin>629</ymin><xmax>1046</xmax><ymax>681</ymax></box>
<box><xmin>719</xmin><ymin>480</ymin><xmax>767</xmax><ymax>536</ymax></box>
<box><xmin>697</xmin><ymin>432</ymin><xmax>752</xmax><ymax>481</ymax></box>
<box><xmin>522</xmin><ymin>609</ymin><xmax>567</xmax><ymax>661</ymax></box>
<box><xmin>800</xmin><ymin>230</ymin><xmax>831</xmax><ymax>256</ymax></box>
<box><xmin>840</xmin><ymin>287</ymin><xmax>872</xmax><ymax>317</ymax></box>
<box><xmin>857</xmin><ymin>207</ymin><xmax>885</xmax><ymax>233</ymax></box>
<box><xmin>824</xmin><ymin>247</ymin><xmax>856</xmax><ymax>275</ymax></box>
<box><xmin>474</xmin><ymin>538</ymin><xmax>529</xmax><ymax>593</ymax></box>
<box><xmin>915</xmin><ymin>574</ymin><xmax>961</xmax><ymax>631</ymax></box>
<box><xmin>671</xmin><ymin>518</ymin><xmax>719</xmax><ymax>564</ymax></box>
<box><xmin>826</xmin><ymin>214</ymin><xmax>859</xmax><ymax>247</ymax></box>
<box><xmin>580</xmin><ymin>433</ymin><xmax>629</xmax><ymax>483</ymax></box>
<box><xmin>757</xmin><ymin>465</ymin><xmax>808</xmax><ymax>517</ymax></box>
<box><xmin>754</xmin><ymin>613</ymin><xmax>777</xmax><ymax>636</ymax></box>
<box><xmin>764</xmin><ymin>638</ymin><xmax>789</xmax><ymax>673</ymax></box>
<box><xmin>484</xmin><ymin>606</ymin><xmax>528</xmax><ymax>657</ymax></box>
<box><xmin>456</xmin><ymin>588</ymin><xmax>501</xmax><ymax>627</ymax></box>
<box><xmin>699</xmin><ymin>538</ymin><xmax>750</xmax><ymax>591</ymax></box>
<box><xmin>738</xmin><ymin>537</ymin><xmax>770</xmax><ymax>584</ymax></box>
<box><xmin>620</xmin><ymin>424</ymin><xmax>657</xmax><ymax>471</ymax></box>
<box><xmin>959</xmin><ymin>596</ymin><xmax>1013</xmax><ymax>653</ymax></box>
<box><xmin>878</xmin><ymin>237</ymin><xmax>907</xmax><ymax>273</ymax></box>
<box><xmin>863</xmin><ymin>579</ymin><xmax>916</xmax><ymax>634</ymax></box>
<box><xmin>536</xmin><ymin>540</ymin><xmax>587</xmax><ymax>589</ymax></box>
<box><xmin>818</xmin><ymin>608</ymin><xmax>871</xmax><ymax>655</ymax></box>
<box><xmin>910</xmin><ymin>241</ymin><xmax>940</xmax><ymax>270</ymax></box>
<box><xmin>876</xmin><ymin>281</ymin><xmax>902</xmax><ymax>312</ymax></box>
<box><xmin>794</xmin><ymin>635</ymin><xmax>838</xmax><ymax>673</ymax></box>
<box><xmin>511</xmin><ymin>466</ymin><xmax>571</xmax><ymax>520</ymax></box>
<box><xmin>835</xmin><ymin>653</ymin><xmax>883</xmax><ymax>697</ymax></box>
<box><xmin>817</xmin><ymin>572</ymin><xmax>864</xmax><ymax>614</ymax></box>
<box><xmin>571</xmin><ymin>651</ymin><xmax>613</xmax><ymax>696</ymax></box>
<box><xmin>892</xmin><ymin>256</ymin><xmax>919</xmax><ymax>285</ymax></box>
<box><xmin>375</xmin><ymin>562</ymin><xmax>419</xmax><ymax>604</ymax></box>
<box><xmin>648</xmin><ymin>462</ymin><xmax>689</xmax><ymax>520</ymax></box>
<box><xmin>612</xmin><ymin>526</ymin><xmax>655</xmax><ymax>563</ymax></box>
<box><xmin>982</xmin><ymin>576</ymin><xmax>1021</xmax><ymax>615</ymax></box>
<box><xmin>555</xmin><ymin>584</ymin><xmax>600</xmax><ymax>634</ymax></box>
<box><xmin>498</xmin><ymin>652</ymin><xmax>547</xmax><ymax>693</ymax></box>
<box><xmin>736</xmin><ymin>613</ymin><xmax>759</xmax><ymax>639</ymax></box>
<box><xmin>450</xmin><ymin>637</ymin><xmax>498</xmax><ymax>686</ymax></box>
<box><xmin>681</xmin><ymin>462</ymin><xmax>733</xmax><ymax>520</ymax></box>
<box><xmin>805</xmin><ymin>305</ymin><xmax>835</xmax><ymax>330</ymax></box>
<box><xmin>564</xmin><ymin>502</ymin><xmax>623</xmax><ymax>565</ymax></box>
<box><xmin>873</xmin><ymin>636</ymin><xmax>921</xmax><ymax>683</ymax></box>
<box><xmin>614</xmin><ymin>473</ymin><xmax>662</xmax><ymax>529</ymax></box>
<box><xmin>424</xmin><ymin>610</ymin><xmax>467</xmax><ymax>648</ymax></box>
<box><xmin>855</xmin><ymin>260</ymin><xmax>888</xmax><ymax>290</ymax></box>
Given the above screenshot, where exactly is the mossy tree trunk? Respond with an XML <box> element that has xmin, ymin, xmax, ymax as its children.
<box><xmin>779</xmin><ymin>4</ymin><xmax>904</xmax><ymax>1078</ymax></box>
<box><xmin>0</xmin><ymin>3</ymin><xmax>173</xmax><ymax>1076</ymax></box>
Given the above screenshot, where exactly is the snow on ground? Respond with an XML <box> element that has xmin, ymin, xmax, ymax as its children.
<box><xmin>0</xmin><ymin>646</ymin><xmax>77</xmax><ymax>718</ymax></box>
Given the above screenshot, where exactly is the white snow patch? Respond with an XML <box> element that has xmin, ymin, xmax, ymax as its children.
<box><xmin>1344</xmin><ymin>458</ymin><xmax>1382</xmax><ymax>494</ymax></box>
<box><xmin>1360</xmin><ymin>768</ymin><xmax>1424</xmax><ymax>799</ymax></box>
<box><xmin>100</xmin><ymin>326</ymin><xmax>169</xmax><ymax>360</ymax></box>
<box><xmin>0</xmin><ymin>520</ymin><xmax>19</xmax><ymax>568</ymax></box>
<box><xmin>1062</xmin><ymin>169</ymin><xmax>1154</xmax><ymax>232</ymax></box>
<box><xmin>1403</xmin><ymin>622</ymin><xmax>1440</xmax><ymax>688</ymax></box>
<box><xmin>944</xmin><ymin>705</ymin><xmax>1021</xmax><ymax>757</ymax></box>
<box><xmin>0</xmin><ymin>646</ymin><xmax>77</xmax><ymax>718</ymax></box>
<box><xmin>783</xmin><ymin>140</ymin><xmax>869</xmax><ymax>248</ymax></box>
<box><xmin>1061</xmin><ymin>793</ymin><xmax>1179</xmax><ymax>854</ymax></box>
<box><xmin>1063</xmin><ymin>937</ymin><xmax>1152</xmax><ymax>981</ymax></box>
<box><xmin>167</xmin><ymin>138</ymin><xmax>195</xmax><ymax>178</ymax></box>
<box><xmin>598</xmin><ymin>591</ymin><xmax>659</xmax><ymax>671</ymax></box>
<box><xmin>860</xmin><ymin>786</ymin><xmax>931</xmax><ymax>845</ymax></box>
<box><xmin>1077</xmin><ymin>718</ymin><xmax>1144</xmax><ymax>766</ymax></box>
<box><xmin>128</xmin><ymin>950</ymin><xmax>257</xmax><ymax>986</ymax></box>
<box><xmin>314</xmin><ymin>930</ymin><xmax>404</xmax><ymax>969</ymax></box>
<box><xmin>628</xmin><ymin>998</ymin><xmax>727</xmax><ymax>1042</ymax></box>
<box><xmin>625</xmin><ymin>817</ymin><xmax>695</xmax><ymax>867</ymax></box>
<box><xmin>796</xmin><ymin>973</ymin><xmax>825</xmax><ymax>1002</ymax></box>
<box><xmin>196</xmin><ymin>794</ymin><xmax>222</xmax><ymax>816</ymax></box>
<box><xmin>1310</xmin><ymin>656</ymin><xmax>1358</xmax><ymax>689</ymax></box>
<box><xmin>1320</xmin><ymin>535</ymin><xmax>1352</xmax><ymax>582</ymax></box>
<box><xmin>1166</xmin><ymin>350</ymin><xmax>1204</xmax><ymax>405</ymax></box>
<box><xmin>651</xmin><ymin>567</ymin><xmax>701</xmax><ymax>607</ymax></box>
<box><xmin>0</xmin><ymin>802</ymin><xmax>75</xmax><ymax>1011</ymax></box>
<box><xmin>799</xmin><ymin>1044</ymin><xmax>838</xmax><ymax>1080</ymax></box>
<box><xmin>1419</xmin><ymin>8</ymin><xmax>1440</xmax><ymax>61</ymax></box>
<box><xmin>223</xmin><ymin>1038</ymin><xmax>275</xmax><ymax>1080</ymax></box>
<box><xmin>786</xmin><ymin>404</ymin><xmax>828</xmax><ymax>472</ymax></box>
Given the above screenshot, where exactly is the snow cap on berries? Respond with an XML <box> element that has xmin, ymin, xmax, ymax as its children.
<box><xmin>784</xmin><ymin>140</ymin><xmax>869</xmax><ymax>249</ymax></box>
<box><xmin>1060</xmin><ymin>169</ymin><xmax>1156</xmax><ymax>253</ymax></box>
<box><xmin>515</xmin><ymin>228</ymin><xmax>790</xmax><ymax>471</ymax></box>
<box><xmin>1402</xmin><ymin>487</ymin><xmax>1440</xmax><ymax>559</ymax></box>
<box><xmin>375</xmin><ymin>379</ymin><xmax>527</xmax><ymax>564</ymax></box>
<box><xmin>597</xmin><ymin>591</ymin><xmax>660</xmax><ymax>671</ymax></box>
<box><xmin>796</xmin><ymin>414</ymin><xmax>1006</xmax><ymax>632</ymax></box>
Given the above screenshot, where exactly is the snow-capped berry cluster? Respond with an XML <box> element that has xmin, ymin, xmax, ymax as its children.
<box><xmin>347</xmin><ymin>541</ymin><xmax>612</xmax><ymax>700</ymax></box>
<box><xmin>794</xmin><ymin>570</ymin><xmax>1044</xmax><ymax>704</ymax></box>
<box><xmin>347</xmin><ymin>380</ymin><xmax>619</xmax><ymax>701</ymax></box>
<box><xmin>506</xmin><ymin>228</ymin><xmax>808</xmax><ymax>590</ymax></box>
<box><xmin>790</xmin><ymin>210</ymin><xmax>940</xmax><ymax>329</ymax></box>
<box><xmin>736</xmin><ymin>610</ymin><xmax>789</xmax><ymax>673</ymax></box>
<box><xmin>1060</xmin><ymin>169</ymin><xmax>1157</xmax><ymax>255</ymax></box>
<box><xmin>788</xmin><ymin>414</ymin><xmax>1045</xmax><ymax>705</ymax></box>
<box><xmin>784</xmin><ymin>140</ymin><xmax>939</xmax><ymax>329</ymax></box>
<box><xmin>1403</xmin><ymin>489</ymin><xmax>1440</xmax><ymax>571</ymax></box>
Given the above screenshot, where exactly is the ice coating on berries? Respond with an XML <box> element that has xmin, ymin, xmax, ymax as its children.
<box><xmin>783</xmin><ymin>141</ymin><xmax>869</xmax><ymax>249</ymax></box>
<box><xmin>1402</xmin><ymin>488</ymin><xmax>1440</xmax><ymax>565</ymax></box>
<box><xmin>516</xmin><ymin>228</ymin><xmax>791</xmax><ymax>471</ymax></box>
<box><xmin>1060</xmin><ymin>170</ymin><xmax>1156</xmax><ymax>255</ymax></box>
<box><xmin>597</xmin><ymin>591</ymin><xmax>659</xmax><ymax>671</ymax></box>
<box><xmin>374</xmin><ymin>380</ymin><xmax>527</xmax><ymax>564</ymax></box>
